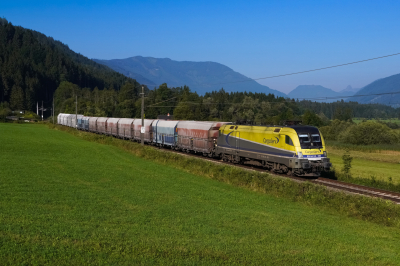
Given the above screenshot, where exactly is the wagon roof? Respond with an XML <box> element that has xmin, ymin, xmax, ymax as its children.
<box><xmin>157</xmin><ymin>120</ymin><xmax>179</xmax><ymax>127</ymax></box>
<box><xmin>96</xmin><ymin>117</ymin><xmax>109</xmax><ymax>122</ymax></box>
<box><xmin>133</xmin><ymin>119</ymin><xmax>155</xmax><ymax>126</ymax></box>
<box><xmin>177</xmin><ymin>121</ymin><xmax>230</xmax><ymax>130</ymax></box>
<box><xmin>106</xmin><ymin>118</ymin><xmax>120</xmax><ymax>123</ymax></box>
<box><xmin>118</xmin><ymin>118</ymin><xmax>135</xmax><ymax>124</ymax></box>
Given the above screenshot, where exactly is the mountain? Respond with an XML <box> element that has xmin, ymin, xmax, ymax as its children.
<box><xmin>287</xmin><ymin>85</ymin><xmax>351</xmax><ymax>102</ymax></box>
<box><xmin>93</xmin><ymin>56</ymin><xmax>286</xmax><ymax>97</ymax></box>
<box><xmin>348</xmin><ymin>73</ymin><xmax>400</xmax><ymax>108</ymax></box>
<box><xmin>339</xmin><ymin>85</ymin><xmax>360</xmax><ymax>95</ymax></box>
<box><xmin>0</xmin><ymin>18</ymin><xmax>137</xmax><ymax>111</ymax></box>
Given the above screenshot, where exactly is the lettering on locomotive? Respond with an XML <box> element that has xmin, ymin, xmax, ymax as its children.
<box><xmin>263</xmin><ymin>137</ymin><xmax>279</xmax><ymax>144</ymax></box>
<box><xmin>303</xmin><ymin>149</ymin><xmax>322</xmax><ymax>155</ymax></box>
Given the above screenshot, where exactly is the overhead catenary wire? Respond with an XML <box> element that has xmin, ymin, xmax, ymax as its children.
<box><xmin>206</xmin><ymin>52</ymin><xmax>400</xmax><ymax>86</ymax></box>
<box><xmin>146</xmin><ymin>90</ymin><xmax>400</xmax><ymax>108</ymax></box>
<box><xmin>139</xmin><ymin>52</ymin><xmax>400</xmax><ymax>88</ymax></box>
<box><xmin>142</xmin><ymin>52</ymin><xmax>400</xmax><ymax>108</ymax></box>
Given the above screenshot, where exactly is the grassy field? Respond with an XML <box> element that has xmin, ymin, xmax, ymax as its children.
<box><xmin>326</xmin><ymin>145</ymin><xmax>400</xmax><ymax>184</ymax></box>
<box><xmin>2</xmin><ymin>123</ymin><xmax>400</xmax><ymax>264</ymax></box>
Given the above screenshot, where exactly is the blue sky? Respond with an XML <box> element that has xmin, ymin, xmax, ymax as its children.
<box><xmin>2</xmin><ymin>0</ymin><xmax>400</xmax><ymax>94</ymax></box>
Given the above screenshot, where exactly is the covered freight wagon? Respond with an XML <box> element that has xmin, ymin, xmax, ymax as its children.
<box><xmin>106</xmin><ymin>118</ymin><xmax>120</xmax><ymax>136</ymax></box>
<box><xmin>77</xmin><ymin>116</ymin><xmax>86</xmax><ymax>130</ymax></box>
<box><xmin>82</xmin><ymin>116</ymin><xmax>90</xmax><ymax>131</ymax></box>
<box><xmin>151</xmin><ymin>120</ymin><xmax>162</xmax><ymax>143</ymax></box>
<box><xmin>66</xmin><ymin>114</ymin><xmax>76</xmax><ymax>127</ymax></box>
<box><xmin>88</xmin><ymin>117</ymin><xmax>99</xmax><ymax>132</ymax></box>
<box><xmin>57</xmin><ymin>113</ymin><xmax>68</xmax><ymax>125</ymax></box>
<box><xmin>57</xmin><ymin>113</ymin><xmax>64</xmax><ymax>125</ymax></box>
<box><xmin>177</xmin><ymin>121</ymin><xmax>231</xmax><ymax>154</ymax></box>
<box><xmin>96</xmin><ymin>117</ymin><xmax>109</xmax><ymax>134</ymax></box>
<box><xmin>117</xmin><ymin>118</ymin><xmax>135</xmax><ymax>139</ymax></box>
<box><xmin>71</xmin><ymin>114</ymin><xmax>83</xmax><ymax>128</ymax></box>
<box><xmin>133</xmin><ymin>119</ymin><xmax>155</xmax><ymax>143</ymax></box>
<box><xmin>154</xmin><ymin>120</ymin><xmax>179</xmax><ymax>147</ymax></box>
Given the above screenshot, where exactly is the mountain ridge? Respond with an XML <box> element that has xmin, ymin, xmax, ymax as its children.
<box><xmin>93</xmin><ymin>56</ymin><xmax>286</xmax><ymax>97</ymax></box>
<box><xmin>347</xmin><ymin>73</ymin><xmax>400</xmax><ymax>108</ymax></box>
<box><xmin>287</xmin><ymin>85</ymin><xmax>354</xmax><ymax>102</ymax></box>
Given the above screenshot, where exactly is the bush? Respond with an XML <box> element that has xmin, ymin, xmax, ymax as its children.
<box><xmin>319</xmin><ymin>119</ymin><xmax>354</xmax><ymax>141</ymax></box>
<box><xmin>338</xmin><ymin>121</ymin><xmax>399</xmax><ymax>145</ymax></box>
<box><xmin>0</xmin><ymin>102</ymin><xmax>11</xmax><ymax>122</ymax></box>
<box><xmin>342</xmin><ymin>149</ymin><xmax>353</xmax><ymax>176</ymax></box>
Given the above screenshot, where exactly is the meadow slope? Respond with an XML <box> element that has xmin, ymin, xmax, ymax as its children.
<box><xmin>1</xmin><ymin>123</ymin><xmax>400</xmax><ymax>265</ymax></box>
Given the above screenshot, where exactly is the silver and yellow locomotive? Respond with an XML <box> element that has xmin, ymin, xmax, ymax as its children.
<box><xmin>216</xmin><ymin>124</ymin><xmax>331</xmax><ymax>176</ymax></box>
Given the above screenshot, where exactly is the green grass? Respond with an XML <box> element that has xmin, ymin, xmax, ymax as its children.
<box><xmin>327</xmin><ymin>140</ymin><xmax>400</xmax><ymax>153</ymax></box>
<box><xmin>328</xmin><ymin>151</ymin><xmax>400</xmax><ymax>183</ymax></box>
<box><xmin>2</xmin><ymin>123</ymin><xmax>400</xmax><ymax>264</ymax></box>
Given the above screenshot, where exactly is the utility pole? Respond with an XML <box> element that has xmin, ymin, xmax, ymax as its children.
<box><xmin>75</xmin><ymin>94</ymin><xmax>78</xmax><ymax>129</ymax></box>
<box><xmin>141</xmin><ymin>85</ymin><xmax>144</xmax><ymax>146</ymax></box>
<box><xmin>41</xmin><ymin>101</ymin><xmax>43</xmax><ymax>121</ymax></box>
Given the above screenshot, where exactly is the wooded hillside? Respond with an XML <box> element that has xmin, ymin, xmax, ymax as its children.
<box><xmin>0</xmin><ymin>18</ymin><xmax>137</xmax><ymax>111</ymax></box>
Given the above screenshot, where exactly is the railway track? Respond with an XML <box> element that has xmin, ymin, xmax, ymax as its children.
<box><xmin>166</xmin><ymin>146</ymin><xmax>400</xmax><ymax>204</ymax></box>
<box><xmin>312</xmin><ymin>178</ymin><xmax>400</xmax><ymax>204</ymax></box>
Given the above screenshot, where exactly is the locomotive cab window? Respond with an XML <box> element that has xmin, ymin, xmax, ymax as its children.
<box><xmin>285</xmin><ymin>135</ymin><xmax>294</xmax><ymax>146</ymax></box>
<box><xmin>311</xmin><ymin>134</ymin><xmax>321</xmax><ymax>142</ymax></box>
<box><xmin>298</xmin><ymin>134</ymin><xmax>310</xmax><ymax>144</ymax></box>
<box><xmin>298</xmin><ymin>133</ymin><xmax>322</xmax><ymax>148</ymax></box>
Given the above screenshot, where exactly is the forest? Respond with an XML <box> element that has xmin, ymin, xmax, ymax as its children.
<box><xmin>0</xmin><ymin>18</ymin><xmax>136</xmax><ymax>112</ymax></box>
<box><xmin>50</xmin><ymin>81</ymin><xmax>400</xmax><ymax>125</ymax></box>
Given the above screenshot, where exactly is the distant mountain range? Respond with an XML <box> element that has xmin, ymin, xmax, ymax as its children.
<box><xmin>287</xmin><ymin>85</ymin><xmax>358</xmax><ymax>103</ymax></box>
<box><xmin>348</xmin><ymin>73</ymin><xmax>400</xmax><ymax>108</ymax></box>
<box><xmin>93</xmin><ymin>56</ymin><xmax>286</xmax><ymax>97</ymax></box>
<box><xmin>94</xmin><ymin>56</ymin><xmax>373</xmax><ymax>102</ymax></box>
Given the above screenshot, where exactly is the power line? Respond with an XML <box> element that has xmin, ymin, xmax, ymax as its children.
<box><xmin>146</xmin><ymin>90</ymin><xmax>400</xmax><ymax>108</ymax></box>
<box><xmin>147</xmin><ymin>96</ymin><xmax>177</xmax><ymax>107</ymax></box>
<box><xmin>293</xmin><ymin>90</ymin><xmax>400</xmax><ymax>101</ymax></box>
<box><xmin>206</xmin><ymin>52</ymin><xmax>400</xmax><ymax>86</ymax></box>
<box><xmin>140</xmin><ymin>52</ymin><xmax>400</xmax><ymax>88</ymax></box>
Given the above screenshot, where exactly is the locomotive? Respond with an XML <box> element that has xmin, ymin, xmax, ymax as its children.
<box><xmin>58</xmin><ymin>113</ymin><xmax>331</xmax><ymax>176</ymax></box>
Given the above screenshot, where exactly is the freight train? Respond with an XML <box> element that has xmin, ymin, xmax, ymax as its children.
<box><xmin>57</xmin><ymin>114</ymin><xmax>332</xmax><ymax>176</ymax></box>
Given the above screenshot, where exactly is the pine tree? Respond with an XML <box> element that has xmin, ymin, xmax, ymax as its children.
<box><xmin>9</xmin><ymin>84</ymin><xmax>24</xmax><ymax>110</ymax></box>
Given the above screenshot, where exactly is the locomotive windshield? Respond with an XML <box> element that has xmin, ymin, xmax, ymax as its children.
<box><xmin>298</xmin><ymin>133</ymin><xmax>322</xmax><ymax>149</ymax></box>
<box><xmin>286</xmin><ymin>125</ymin><xmax>323</xmax><ymax>149</ymax></box>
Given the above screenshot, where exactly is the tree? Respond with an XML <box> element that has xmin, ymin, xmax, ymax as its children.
<box><xmin>9</xmin><ymin>84</ymin><xmax>24</xmax><ymax>110</ymax></box>
<box><xmin>302</xmin><ymin>110</ymin><xmax>323</xmax><ymax>127</ymax></box>
<box><xmin>333</xmin><ymin>107</ymin><xmax>353</xmax><ymax>121</ymax></box>
<box><xmin>342</xmin><ymin>149</ymin><xmax>353</xmax><ymax>177</ymax></box>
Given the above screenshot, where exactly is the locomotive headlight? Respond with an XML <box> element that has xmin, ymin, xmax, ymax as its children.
<box><xmin>323</xmin><ymin>151</ymin><xmax>327</xmax><ymax>157</ymax></box>
<box><xmin>298</xmin><ymin>152</ymin><xmax>303</xmax><ymax>158</ymax></box>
